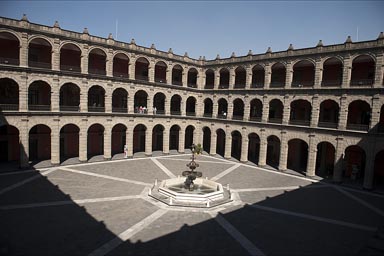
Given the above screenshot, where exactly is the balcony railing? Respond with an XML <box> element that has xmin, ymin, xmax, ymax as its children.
<box><xmin>232</xmin><ymin>115</ymin><xmax>244</xmax><ymax>120</ymax></box>
<box><xmin>218</xmin><ymin>84</ymin><xmax>229</xmax><ymax>89</ymax></box>
<box><xmin>291</xmin><ymin>80</ymin><xmax>314</xmax><ymax>87</ymax></box>
<box><xmin>0</xmin><ymin>104</ymin><xmax>18</xmax><ymax>111</ymax></box>
<box><xmin>60</xmin><ymin>65</ymin><xmax>81</xmax><ymax>72</ymax></box>
<box><xmin>186</xmin><ymin>112</ymin><xmax>196</xmax><ymax>116</ymax></box>
<box><xmin>155</xmin><ymin>78</ymin><xmax>166</xmax><ymax>83</ymax></box>
<box><xmin>268</xmin><ymin>118</ymin><xmax>283</xmax><ymax>124</ymax></box>
<box><xmin>250</xmin><ymin>83</ymin><xmax>264</xmax><ymax>88</ymax></box>
<box><xmin>136</xmin><ymin>75</ymin><xmax>149</xmax><ymax>81</ymax></box>
<box><xmin>203</xmin><ymin>113</ymin><xmax>213</xmax><ymax>118</ymax></box>
<box><xmin>249</xmin><ymin>116</ymin><xmax>262</xmax><ymax>122</ymax></box>
<box><xmin>134</xmin><ymin>108</ymin><xmax>148</xmax><ymax>114</ymax></box>
<box><xmin>204</xmin><ymin>84</ymin><xmax>214</xmax><ymax>89</ymax></box>
<box><xmin>88</xmin><ymin>68</ymin><xmax>106</xmax><ymax>76</ymax></box>
<box><xmin>187</xmin><ymin>83</ymin><xmax>197</xmax><ymax>88</ymax></box>
<box><xmin>155</xmin><ymin>110</ymin><xmax>165</xmax><ymax>115</ymax></box>
<box><xmin>172</xmin><ymin>81</ymin><xmax>183</xmax><ymax>86</ymax></box>
<box><xmin>60</xmin><ymin>105</ymin><xmax>79</xmax><ymax>112</ymax></box>
<box><xmin>321</xmin><ymin>80</ymin><xmax>341</xmax><ymax>87</ymax></box>
<box><xmin>88</xmin><ymin>106</ymin><xmax>105</xmax><ymax>112</ymax></box>
<box><xmin>113</xmin><ymin>72</ymin><xmax>129</xmax><ymax>78</ymax></box>
<box><xmin>29</xmin><ymin>61</ymin><xmax>51</xmax><ymax>69</ymax></box>
<box><xmin>233</xmin><ymin>84</ymin><xmax>246</xmax><ymax>89</ymax></box>
<box><xmin>346</xmin><ymin>123</ymin><xmax>369</xmax><ymax>131</ymax></box>
<box><xmin>0</xmin><ymin>57</ymin><xmax>19</xmax><ymax>66</ymax></box>
<box><xmin>217</xmin><ymin>114</ymin><xmax>227</xmax><ymax>119</ymax></box>
<box><xmin>289</xmin><ymin>119</ymin><xmax>311</xmax><ymax>126</ymax></box>
<box><xmin>318</xmin><ymin>121</ymin><xmax>338</xmax><ymax>129</ymax></box>
<box><xmin>29</xmin><ymin>104</ymin><xmax>51</xmax><ymax>111</ymax></box>
<box><xmin>112</xmin><ymin>107</ymin><xmax>127</xmax><ymax>113</ymax></box>
<box><xmin>171</xmin><ymin>111</ymin><xmax>181</xmax><ymax>116</ymax></box>
<box><xmin>270</xmin><ymin>81</ymin><xmax>285</xmax><ymax>88</ymax></box>
<box><xmin>350</xmin><ymin>79</ymin><xmax>374</xmax><ymax>86</ymax></box>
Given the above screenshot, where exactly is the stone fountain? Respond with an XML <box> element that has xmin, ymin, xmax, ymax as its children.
<box><xmin>149</xmin><ymin>144</ymin><xmax>232</xmax><ymax>208</ymax></box>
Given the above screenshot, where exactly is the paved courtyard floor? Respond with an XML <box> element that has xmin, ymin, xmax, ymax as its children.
<box><xmin>1</xmin><ymin>153</ymin><xmax>384</xmax><ymax>255</ymax></box>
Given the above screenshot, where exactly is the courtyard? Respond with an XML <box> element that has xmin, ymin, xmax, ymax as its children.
<box><xmin>1</xmin><ymin>153</ymin><xmax>384</xmax><ymax>255</ymax></box>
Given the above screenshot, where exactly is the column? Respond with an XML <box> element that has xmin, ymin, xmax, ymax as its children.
<box><xmin>338</xmin><ymin>94</ymin><xmax>348</xmax><ymax>130</ymax></box>
<box><xmin>196</xmin><ymin>95</ymin><xmax>204</xmax><ymax>117</ymax></box>
<box><xmin>106</xmin><ymin>49</ymin><xmax>113</xmax><ymax>77</ymax></box>
<box><xmin>19</xmin><ymin>117</ymin><xmax>29</xmax><ymax>168</ymax></box>
<box><xmin>245</xmin><ymin>66</ymin><xmax>252</xmax><ymax>89</ymax></box>
<box><xmin>148</xmin><ymin>61</ymin><xmax>155</xmax><ymax>83</ymax></box>
<box><xmin>79</xmin><ymin>119</ymin><xmax>88</xmax><ymax>162</ymax></box>
<box><xmin>285</xmin><ymin>62</ymin><xmax>293</xmax><ymax>89</ymax></box>
<box><xmin>105</xmin><ymin>85</ymin><xmax>112</xmax><ymax>113</ymax></box>
<box><xmin>374</xmin><ymin>53</ymin><xmax>383</xmax><ymax>88</ymax></box>
<box><xmin>264</xmin><ymin>64</ymin><xmax>271</xmax><ymax>89</ymax></box>
<box><xmin>278</xmin><ymin>130</ymin><xmax>288</xmax><ymax>171</ymax></box>
<box><xmin>19</xmin><ymin>32</ymin><xmax>28</xmax><ymax>67</ymax></box>
<box><xmin>227</xmin><ymin>96</ymin><xmax>233</xmax><ymax>119</ymax></box>
<box><xmin>224</xmin><ymin>132</ymin><xmax>232</xmax><ymax>159</ymax></box>
<box><xmin>51</xmin><ymin>118</ymin><xmax>60</xmax><ymax>165</ymax></box>
<box><xmin>332</xmin><ymin>136</ymin><xmax>344</xmax><ymax>183</ymax></box>
<box><xmin>210</xmin><ymin>129</ymin><xmax>217</xmax><ymax>155</ymax></box>
<box><xmin>306</xmin><ymin>134</ymin><xmax>317</xmax><ymax>177</ymax></box>
<box><xmin>282</xmin><ymin>95</ymin><xmax>290</xmax><ymax>125</ymax></box>
<box><xmin>314</xmin><ymin>58</ymin><xmax>323</xmax><ymax>88</ymax></box>
<box><xmin>214</xmin><ymin>69</ymin><xmax>220</xmax><ymax>90</ymax></box>
<box><xmin>166</xmin><ymin>65</ymin><xmax>172</xmax><ymax>85</ymax></box>
<box><xmin>146</xmin><ymin>93</ymin><xmax>152</xmax><ymax>110</ymax></box>
<box><xmin>181</xmin><ymin>98</ymin><xmax>186</xmax><ymax>116</ymax></box>
<box><xmin>243</xmin><ymin>96</ymin><xmax>250</xmax><ymax>121</ymax></box>
<box><xmin>240</xmin><ymin>128</ymin><xmax>249</xmax><ymax>162</ymax></box>
<box><xmin>261</xmin><ymin>95</ymin><xmax>269</xmax><ymax>123</ymax></box>
<box><xmin>258</xmin><ymin>129</ymin><xmax>267</xmax><ymax>166</ymax></box>
<box><xmin>310</xmin><ymin>94</ymin><xmax>320</xmax><ymax>128</ymax></box>
<box><xmin>163</xmin><ymin>126</ymin><xmax>170</xmax><ymax>154</ymax></box>
<box><xmin>52</xmin><ymin>39</ymin><xmax>60</xmax><ymax>71</ymax></box>
<box><xmin>164</xmin><ymin>97</ymin><xmax>170</xmax><ymax>115</ymax></box>
<box><xmin>145</xmin><ymin>125</ymin><xmax>152</xmax><ymax>156</ymax></box>
<box><xmin>341</xmin><ymin>55</ymin><xmax>351</xmax><ymax>88</ymax></box>
<box><xmin>19</xmin><ymin>72</ymin><xmax>28</xmax><ymax>112</ymax></box>
<box><xmin>51</xmin><ymin>76</ymin><xmax>60</xmax><ymax>112</ymax></box>
<box><xmin>178</xmin><ymin>128</ymin><xmax>185</xmax><ymax>153</ymax></box>
<box><xmin>363</xmin><ymin>140</ymin><xmax>375</xmax><ymax>190</ymax></box>
<box><xmin>197</xmin><ymin>69</ymin><xmax>204</xmax><ymax>90</ymax></box>
<box><xmin>370</xmin><ymin>95</ymin><xmax>381</xmax><ymax>131</ymax></box>
<box><xmin>229</xmin><ymin>67</ymin><xmax>235</xmax><ymax>89</ymax></box>
<box><xmin>129</xmin><ymin>55</ymin><xmax>136</xmax><ymax>80</ymax></box>
<box><xmin>126</xmin><ymin>126</ymin><xmax>133</xmax><ymax>158</ymax></box>
<box><xmin>182</xmin><ymin>70</ymin><xmax>188</xmax><ymax>87</ymax></box>
<box><xmin>193</xmin><ymin>125</ymin><xmax>201</xmax><ymax>145</ymax></box>
<box><xmin>81</xmin><ymin>44</ymin><xmax>89</xmax><ymax>75</ymax></box>
<box><xmin>103</xmin><ymin>120</ymin><xmax>112</xmax><ymax>160</ymax></box>
<box><xmin>128</xmin><ymin>94</ymin><xmax>134</xmax><ymax>114</ymax></box>
<box><xmin>80</xmin><ymin>83</ymin><xmax>88</xmax><ymax>113</ymax></box>
<box><xmin>212</xmin><ymin>98</ymin><xmax>218</xmax><ymax>118</ymax></box>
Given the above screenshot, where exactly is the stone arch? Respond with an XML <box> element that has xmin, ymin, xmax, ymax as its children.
<box><xmin>134</xmin><ymin>90</ymin><xmax>148</xmax><ymax>111</ymax></box>
<box><xmin>290</xmin><ymin>99</ymin><xmax>312</xmax><ymax>126</ymax></box>
<box><xmin>88</xmin><ymin>48</ymin><xmax>106</xmax><ymax>75</ymax></box>
<box><xmin>249</xmin><ymin>98</ymin><xmax>263</xmax><ymax>121</ymax></box>
<box><xmin>172</xmin><ymin>64</ymin><xmax>183</xmax><ymax>86</ymax></box>
<box><xmin>28</xmin><ymin>80</ymin><xmax>51</xmax><ymax>111</ymax></box>
<box><xmin>170</xmin><ymin>94</ymin><xmax>182</xmax><ymax>115</ymax></box>
<box><xmin>112</xmin><ymin>88</ymin><xmax>128</xmax><ymax>113</ymax></box>
<box><xmin>152</xmin><ymin>124</ymin><xmax>165</xmax><ymax>152</ymax></box>
<box><xmin>170</xmin><ymin>125</ymin><xmax>181</xmax><ymax>151</ymax></box>
<box><xmin>0</xmin><ymin>124</ymin><xmax>20</xmax><ymax>163</ymax></box>
<box><xmin>186</xmin><ymin>96</ymin><xmax>196</xmax><ymax>116</ymax></box>
<box><xmin>135</xmin><ymin>57</ymin><xmax>149</xmax><ymax>81</ymax></box>
<box><xmin>347</xmin><ymin>100</ymin><xmax>371</xmax><ymax>131</ymax></box>
<box><xmin>187</xmin><ymin>67</ymin><xmax>198</xmax><ymax>88</ymax></box>
<box><xmin>270</xmin><ymin>62</ymin><xmax>286</xmax><ymax>87</ymax></box>
<box><xmin>87</xmin><ymin>123</ymin><xmax>104</xmax><ymax>158</ymax></box>
<box><xmin>205</xmin><ymin>69</ymin><xmax>215</xmax><ymax>89</ymax></box>
<box><xmin>351</xmin><ymin>54</ymin><xmax>375</xmax><ymax>86</ymax></box>
<box><xmin>28</xmin><ymin>37</ymin><xmax>52</xmax><ymax>69</ymax></box>
<box><xmin>287</xmin><ymin>138</ymin><xmax>308</xmax><ymax>173</ymax></box>
<box><xmin>234</xmin><ymin>66</ymin><xmax>246</xmax><ymax>88</ymax></box>
<box><xmin>133</xmin><ymin>124</ymin><xmax>147</xmax><ymax>154</ymax></box>
<box><xmin>216</xmin><ymin>128</ymin><xmax>226</xmax><ymax>157</ymax></box>
<box><xmin>267</xmin><ymin>135</ymin><xmax>280</xmax><ymax>168</ymax></box>
<box><xmin>219</xmin><ymin>68</ymin><xmax>230</xmax><ymax>89</ymax></box>
<box><xmin>153</xmin><ymin>92</ymin><xmax>166</xmax><ymax>114</ymax></box>
<box><xmin>60</xmin><ymin>83</ymin><xmax>80</xmax><ymax>112</ymax></box>
<box><xmin>231</xmin><ymin>130</ymin><xmax>242</xmax><ymax>160</ymax></box>
<box><xmin>88</xmin><ymin>85</ymin><xmax>105</xmax><ymax>112</ymax></box>
<box><xmin>0</xmin><ymin>78</ymin><xmax>19</xmax><ymax>110</ymax></box>
<box><xmin>202</xmin><ymin>126</ymin><xmax>211</xmax><ymax>154</ymax></box>
<box><xmin>0</xmin><ymin>31</ymin><xmax>20</xmax><ymax>65</ymax></box>
<box><xmin>318</xmin><ymin>99</ymin><xmax>339</xmax><ymax>128</ymax></box>
<box><xmin>344</xmin><ymin>145</ymin><xmax>366</xmax><ymax>183</ymax></box>
<box><xmin>185</xmin><ymin>125</ymin><xmax>195</xmax><ymax>149</ymax></box>
<box><xmin>29</xmin><ymin>124</ymin><xmax>51</xmax><ymax>162</ymax></box>
<box><xmin>203</xmin><ymin>98</ymin><xmax>213</xmax><ymax>117</ymax></box>
<box><xmin>111</xmin><ymin>123</ymin><xmax>127</xmax><ymax>156</ymax></box>
<box><xmin>218</xmin><ymin>98</ymin><xmax>228</xmax><ymax>118</ymax></box>
<box><xmin>322</xmin><ymin>57</ymin><xmax>343</xmax><ymax>86</ymax></box>
<box><xmin>248</xmin><ymin>133</ymin><xmax>260</xmax><ymax>164</ymax></box>
<box><xmin>113</xmin><ymin>52</ymin><xmax>129</xmax><ymax>78</ymax></box>
<box><xmin>155</xmin><ymin>61</ymin><xmax>167</xmax><ymax>83</ymax></box>
<box><xmin>292</xmin><ymin>60</ymin><xmax>315</xmax><ymax>87</ymax></box>
<box><xmin>232</xmin><ymin>98</ymin><xmax>244</xmax><ymax>120</ymax></box>
<box><xmin>60</xmin><ymin>42</ymin><xmax>81</xmax><ymax>72</ymax></box>
<box><xmin>60</xmin><ymin>124</ymin><xmax>80</xmax><ymax>162</ymax></box>
<box><xmin>268</xmin><ymin>99</ymin><xmax>283</xmax><ymax>123</ymax></box>
<box><xmin>251</xmin><ymin>64</ymin><xmax>265</xmax><ymax>88</ymax></box>
<box><xmin>316</xmin><ymin>141</ymin><xmax>335</xmax><ymax>178</ymax></box>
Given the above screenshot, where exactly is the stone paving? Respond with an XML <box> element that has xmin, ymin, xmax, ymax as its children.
<box><xmin>1</xmin><ymin>153</ymin><xmax>384</xmax><ymax>255</ymax></box>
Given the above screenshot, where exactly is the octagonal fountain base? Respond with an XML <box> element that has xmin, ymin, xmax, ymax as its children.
<box><xmin>149</xmin><ymin>177</ymin><xmax>232</xmax><ymax>208</ymax></box>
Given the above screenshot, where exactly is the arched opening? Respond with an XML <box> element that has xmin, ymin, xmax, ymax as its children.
<box><xmin>29</xmin><ymin>124</ymin><xmax>51</xmax><ymax>162</ymax></box>
<box><xmin>249</xmin><ymin>98</ymin><xmax>262</xmax><ymax>122</ymax></box>
<box><xmin>267</xmin><ymin>135</ymin><xmax>280</xmax><ymax>168</ymax></box>
<box><xmin>203</xmin><ymin>98</ymin><xmax>213</xmax><ymax>117</ymax></box>
<box><xmin>134</xmin><ymin>90</ymin><xmax>148</xmax><ymax>114</ymax></box>
<box><xmin>187</xmin><ymin>68</ymin><xmax>198</xmax><ymax>88</ymax></box>
<box><xmin>135</xmin><ymin>57</ymin><xmax>149</xmax><ymax>81</ymax></box>
<box><xmin>60</xmin><ymin>124</ymin><xmax>79</xmax><ymax>162</ymax></box>
<box><xmin>112</xmin><ymin>124</ymin><xmax>127</xmax><ymax>156</ymax></box>
<box><xmin>205</xmin><ymin>69</ymin><xmax>214</xmax><ymax>89</ymax></box>
<box><xmin>232</xmin><ymin>99</ymin><xmax>244</xmax><ymax>120</ymax></box>
<box><xmin>0</xmin><ymin>78</ymin><xmax>19</xmax><ymax>111</ymax></box>
<box><xmin>322</xmin><ymin>57</ymin><xmax>343</xmax><ymax>86</ymax></box>
<box><xmin>185</xmin><ymin>125</ymin><xmax>194</xmax><ymax>150</ymax></box>
<box><xmin>186</xmin><ymin>97</ymin><xmax>196</xmax><ymax>116</ymax></box>
<box><xmin>28</xmin><ymin>81</ymin><xmax>51</xmax><ymax>111</ymax></box>
<box><xmin>292</xmin><ymin>60</ymin><xmax>315</xmax><ymax>87</ymax></box>
<box><xmin>251</xmin><ymin>65</ymin><xmax>265</xmax><ymax>88</ymax></box>
<box><xmin>231</xmin><ymin>131</ymin><xmax>242</xmax><ymax>160</ymax></box>
<box><xmin>268</xmin><ymin>99</ymin><xmax>283</xmax><ymax>123</ymax></box>
<box><xmin>373</xmin><ymin>150</ymin><xmax>384</xmax><ymax>189</ymax></box>
<box><xmin>153</xmin><ymin>92</ymin><xmax>165</xmax><ymax>115</ymax></box>
<box><xmin>172</xmin><ymin>65</ymin><xmax>183</xmax><ymax>86</ymax></box>
<box><xmin>202</xmin><ymin>127</ymin><xmax>211</xmax><ymax>154</ymax></box>
<box><xmin>113</xmin><ymin>53</ymin><xmax>129</xmax><ymax>78</ymax></box>
<box><xmin>344</xmin><ymin>145</ymin><xmax>366</xmax><ymax>183</ymax></box>
<box><xmin>219</xmin><ymin>68</ymin><xmax>229</xmax><ymax>89</ymax></box>
<box><xmin>0</xmin><ymin>32</ymin><xmax>19</xmax><ymax>65</ymax></box>
<box><xmin>316</xmin><ymin>142</ymin><xmax>335</xmax><ymax>178</ymax></box>
<box><xmin>217</xmin><ymin>98</ymin><xmax>228</xmax><ymax>119</ymax></box>
<box><xmin>170</xmin><ymin>94</ymin><xmax>181</xmax><ymax>115</ymax></box>
<box><xmin>287</xmin><ymin>139</ymin><xmax>308</xmax><ymax>173</ymax></box>
<box><xmin>60</xmin><ymin>83</ymin><xmax>80</xmax><ymax>112</ymax></box>
<box><xmin>28</xmin><ymin>38</ymin><xmax>51</xmax><ymax>69</ymax></box>
<box><xmin>248</xmin><ymin>133</ymin><xmax>260</xmax><ymax>164</ymax></box>
<box><xmin>112</xmin><ymin>88</ymin><xmax>128</xmax><ymax>113</ymax></box>
<box><xmin>379</xmin><ymin>105</ymin><xmax>384</xmax><ymax>133</ymax></box>
<box><xmin>154</xmin><ymin>61</ymin><xmax>167</xmax><ymax>83</ymax></box>
<box><xmin>350</xmin><ymin>55</ymin><xmax>375</xmax><ymax>86</ymax></box>
<box><xmin>60</xmin><ymin>43</ymin><xmax>81</xmax><ymax>72</ymax></box>
<box><xmin>152</xmin><ymin>125</ymin><xmax>164</xmax><ymax>152</ymax></box>
<box><xmin>347</xmin><ymin>100</ymin><xmax>371</xmax><ymax>131</ymax></box>
<box><xmin>0</xmin><ymin>125</ymin><xmax>19</xmax><ymax>163</ymax></box>
<box><xmin>88</xmin><ymin>48</ymin><xmax>106</xmax><ymax>75</ymax></box>
<box><xmin>88</xmin><ymin>85</ymin><xmax>105</xmax><ymax>112</ymax></box>
<box><xmin>169</xmin><ymin>125</ymin><xmax>180</xmax><ymax>151</ymax></box>
<box><xmin>216</xmin><ymin>129</ymin><xmax>226</xmax><ymax>157</ymax></box>
<box><xmin>270</xmin><ymin>63</ymin><xmax>286</xmax><ymax>87</ymax></box>
<box><xmin>87</xmin><ymin>124</ymin><xmax>104</xmax><ymax>158</ymax></box>
<box><xmin>234</xmin><ymin>66</ymin><xmax>246</xmax><ymax>88</ymax></box>
<box><xmin>318</xmin><ymin>100</ymin><xmax>339</xmax><ymax>128</ymax></box>
<box><xmin>290</xmin><ymin>99</ymin><xmax>312</xmax><ymax>126</ymax></box>
<box><xmin>133</xmin><ymin>124</ymin><xmax>146</xmax><ymax>154</ymax></box>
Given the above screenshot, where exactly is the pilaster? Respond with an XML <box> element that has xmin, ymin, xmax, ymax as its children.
<box><xmin>229</xmin><ymin>67</ymin><xmax>235</xmax><ymax>89</ymax></box>
<box><xmin>310</xmin><ymin>94</ymin><xmax>320</xmax><ymax>128</ymax></box>
<box><xmin>240</xmin><ymin>127</ymin><xmax>249</xmax><ymax>162</ymax></box>
<box><xmin>224</xmin><ymin>132</ymin><xmax>232</xmax><ymax>159</ymax></box>
<box><xmin>245</xmin><ymin>66</ymin><xmax>252</xmax><ymax>89</ymax></box>
<box><xmin>19</xmin><ymin>117</ymin><xmax>29</xmax><ymax>168</ymax></box>
<box><xmin>214</xmin><ymin>69</ymin><xmax>220</xmax><ymax>90</ymax></box>
<box><xmin>338</xmin><ymin>94</ymin><xmax>348</xmax><ymax>130</ymax></box>
<box><xmin>51</xmin><ymin>76</ymin><xmax>60</xmax><ymax>112</ymax></box>
<box><xmin>258</xmin><ymin>129</ymin><xmax>267</xmax><ymax>166</ymax></box>
<box><xmin>370</xmin><ymin>94</ymin><xmax>381</xmax><ymax>131</ymax></box>
<box><xmin>182</xmin><ymin>69</ymin><xmax>188</xmax><ymax>87</ymax></box>
<box><xmin>278</xmin><ymin>130</ymin><xmax>288</xmax><ymax>171</ymax></box>
<box><xmin>148</xmin><ymin>60</ymin><xmax>155</xmax><ymax>83</ymax></box>
<box><xmin>210</xmin><ymin>128</ymin><xmax>217</xmax><ymax>155</ymax></box>
<box><xmin>103</xmin><ymin>119</ymin><xmax>112</xmax><ymax>160</ymax></box>
<box><xmin>282</xmin><ymin>95</ymin><xmax>290</xmax><ymax>125</ymax></box>
<box><xmin>145</xmin><ymin>123</ymin><xmax>152</xmax><ymax>156</ymax></box>
<box><xmin>227</xmin><ymin>95</ymin><xmax>233</xmax><ymax>120</ymax></box>
<box><xmin>264</xmin><ymin>64</ymin><xmax>271</xmax><ymax>89</ymax></box>
<box><xmin>341</xmin><ymin>55</ymin><xmax>351</xmax><ymax>88</ymax></box>
<box><xmin>261</xmin><ymin>95</ymin><xmax>269</xmax><ymax>123</ymax></box>
<box><xmin>106</xmin><ymin>49</ymin><xmax>113</xmax><ymax>77</ymax></box>
<box><xmin>19</xmin><ymin>72</ymin><xmax>28</xmax><ymax>111</ymax></box>
<box><xmin>212</xmin><ymin>98</ymin><xmax>218</xmax><ymax>118</ymax></box>
<box><xmin>80</xmin><ymin>81</ymin><xmax>88</xmax><ymax>112</ymax></box>
<box><xmin>126</xmin><ymin>123</ymin><xmax>133</xmax><ymax>157</ymax></box>
<box><xmin>81</xmin><ymin>44</ymin><xmax>89</xmax><ymax>75</ymax></box>
<box><xmin>374</xmin><ymin>52</ymin><xmax>383</xmax><ymax>88</ymax></box>
<box><xmin>314</xmin><ymin>58</ymin><xmax>322</xmax><ymax>88</ymax></box>
<box><xmin>79</xmin><ymin>118</ymin><xmax>88</xmax><ymax>162</ymax></box>
<box><xmin>166</xmin><ymin>65</ymin><xmax>172</xmax><ymax>85</ymax></box>
<box><xmin>243</xmin><ymin>95</ymin><xmax>250</xmax><ymax>121</ymax></box>
<box><xmin>52</xmin><ymin>38</ymin><xmax>60</xmax><ymax>71</ymax></box>
<box><xmin>105</xmin><ymin>84</ymin><xmax>112</xmax><ymax>113</ymax></box>
<box><xmin>178</xmin><ymin>128</ymin><xmax>185</xmax><ymax>153</ymax></box>
<box><xmin>129</xmin><ymin>55</ymin><xmax>136</xmax><ymax>80</ymax></box>
<box><xmin>306</xmin><ymin>134</ymin><xmax>317</xmax><ymax>177</ymax></box>
<box><xmin>50</xmin><ymin>117</ymin><xmax>60</xmax><ymax>165</ymax></box>
<box><xmin>285</xmin><ymin>62</ymin><xmax>293</xmax><ymax>89</ymax></box>
<box><xmin>332</xmin><ymin>136</ymin><xmax>344</xmax><ymax>183</ymax></box>
<box><xmin>163</xmin><ymin>124</ymin><xmax>170</xmax><ymax>154</ymax></box>
<box><xmin>20</xmin><ymin>32</ymin><xmax>28</xmax><ymax>67</ymax></box>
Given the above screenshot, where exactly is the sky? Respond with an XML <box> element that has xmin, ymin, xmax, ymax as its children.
<box><xmin>0</xmin><ymin>1</ymin><xmax>383</xmax><ymax>60</ymax></box>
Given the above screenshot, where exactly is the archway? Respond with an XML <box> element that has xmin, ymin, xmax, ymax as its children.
<box><xmin>28</xmin><ymin>81</ymin><xmax>51</xmax><ymax>111</ymax></box>
<box><xmin>170</xmin><ymin>95</ymin><xmax>181</xmax><ymax>115</ymax></box>
<box><xmin>205</xmin><ymin>69</ymin><xmax>214</xmax><ymax>89</ymax></box>
<box><xmin>60</xmin><ymin>83</ymin><xmax>80</xmax><ymax>111</ymax></box>
<box><xmin>322</xmin><ymin>57</ymin><xmax>342</xmax><ymax>86</ymax></box>
<box><xmin>316</xmin><ymin>142</ymin><xmax>335</xmax><ymax>178</ymax></box>
<box><xmin>0</xmin><ymin>78</ymin><xmax>19</xmax><ymax>111</ymax></box>
<box><xmin>87</xmin><ymin>124</ymin><xmax>104</xmax><ymax>158</ymax></box>
<box><xmin>347</xmin><ymin>100</ymin><xmax>371</xmax><ymax>131</ymax></box>
<box><xmin>88</xmin><ymin>85</ymin><xmax>105</xmax><ymax>112</ymax></box>
<box><xmin>217</xmin><ymin>98</ymin><xmax>228</xmax><ymax>119</ymax></box>
<box><xmin>318</xmin><ymin>100</ymin><xmax>339</xmax><ymax>128</ymax></box>
<box><xmin>113</xmin><ymin>53</ymin><xmax>129</xmax><ymax>78</ymax></box>
<box><xmin>112</xmin><ymin>88</ymin><xmax>128</xmax><ymax>113</ymax></box>
<box><xmin>0</xmin><ymin>32</ymin><xmax>20</xmax><ymax>65</ymax></box>
<box><xmin>186</xmin><ymin>97</ymin><xmax>196</xmax><ymax>116</ymax></box>
<box><xmin>60</xmin><ymin>124</ymin><xmax>79</xmax><ymax>162</ymax></box>
<box><xmin>290</xmin><ymin>99</ymin><xmax>312</xmax><ymax>126</ymax></box>
<box><xmin>234</xmin><ymin>66</ymin><xmax>246</xmax><ymax>88</ymax></box>
<box><xmin>187</xmin><ymin>68</ymin><xmax>198</xmax><ymax>88</ymax></box>
<box><xmin>88</xmin><ymin>48</ymin><xmax>106</xmax><ymax>75</ymax></box>
<box><xmin>0</xmin><ymin>125</ymin><xmax>20</xmax><ymax>163</ymax></box>
<box><xmin>266</xmin><ymin>135</ymin><xmax>280</xmax><ymax>168</ymax></box>
<box><xmin>202</xmin><ymin>127</ymin><xmax>211</xmax><ymax>154</ymax></box>
<box><xmin>344</xmin><ymin>145</ymin><xmax>366</xmax><ymax>182</ymax></box>
<box><xmin>155</xmin><ymin>61</ymin><xmax>167</xmax><ymax>83</ymax></box>
<box><xmin>172</xmin><ymin>65</ymin><xmax>183</xmax><ymax>85</ymax></box>
<box><xmin>169</xmin><ymin>125</ymin><xmax>180</xmax><ymax>151</ymax></box>
<box><xmin>350</xmin><ymin>55</ymin><xmax>375</xmax><ymax>86</ymax></box>
<box><xmin>29</xmin><ymin>124</ymin><xmax>51</xmax><ymax>161</ymax></box>
<box><xmin>248</xmin><ymin>133</ymin><xmax>260</xmax><ymax>164</ymax></box>
<box><xmin>232</xmin><ymin>99</ymin><xmax>244</xmax><ymax>120</ymax></box>
<box><xmin>231</xmin><ymin>131</ymin><xmax>242</xmax><ymax>160</ymax></box>
<box><xmin>152</xmin><ymin>125</ymin><xmax>164</xmax><ymax>151</ymax></box>
<box><xmin>287</xmin><ymin>139</ymin><xmax>308</xmax><ymax>173</ymax></box>
<box><xmin>219</xmin><ymin>68</ymin><xmax>229</xmax><ymax>89</ymax></box>
<box><xmin>135</xmin><ymin>57</ymin><xmax>149</xmax><ymax>81</ymax></box>
<box><xmin>270</xmin><ymin>63</ymin><xmax>286</xmax><ymax>87</ymax></box>
<box><xmin>216</xmin><ymin>129</ymin><xmax>226</xmax><ymax>157</ymax></box>
<box><xmin>249</xmin><ymin>99</ymin><xmax>262</xmax><ymax>121</ymax></box>
<box><xmin>112</xmin><ymin>124</ymin><xmax>127</xmax><ymax>156</ymax></box>
<box><xmin>292</xmin><ymin>60</ymin><xmax>315</xmax><ymax>87</ymax></box>
<box><xmin>251</xmin><ymin>65</ymin><xmax>265</xmax><ymax>88</ymax></box>
<box><xmin>60</xmin><ymin>43</ymin><xmax>81</xmax><ymax>72</ymax></box>
<box><xmin>203</xmin><ymin>98</ymin><xmax>213</xmax><ymax>117</ymax></box>
<box><xmin>268</xmin><ymin>99</ymin><xmax>283</xmax><ymax>123</ymax></box>
<box><xmin>28</xmin><ymin>38</ymin><xmax>51</xmax><ymax>68</ymax></box>
<box><xmin>133</xmin><ymin>124</ymin><xmax>146</xmax><ymax>153</ymax></box>
<box><xmin>134</xmin><ymin>90</ymin><xmax>148</xmax><ymax>113</ymax></box>
<box><xmin>153</xmin><ymin>92</ymin><xmax>165</xmax><ymax>115</ymax></box>
<box><xmin>185</xmin><ymin>125</ymin><xmax>194</xmax><ymax>150</ymax></box>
